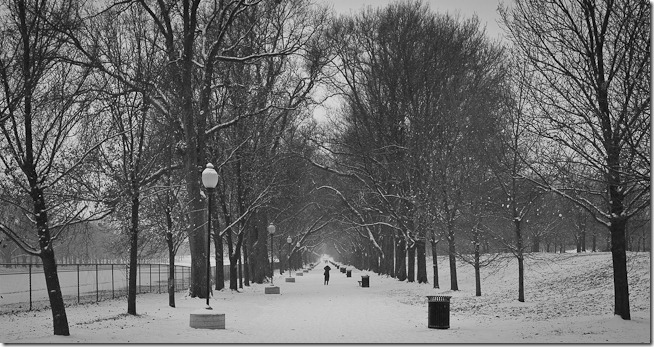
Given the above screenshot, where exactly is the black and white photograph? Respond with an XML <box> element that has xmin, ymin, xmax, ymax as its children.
<box><xmin>0</xmin><ymin>0</ymin><xmax>650</xmax><ymax>344</ymax></box>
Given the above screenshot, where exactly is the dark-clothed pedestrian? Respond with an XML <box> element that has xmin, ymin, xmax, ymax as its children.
<box><xmin>323</xmin><ymin>265</ymin><xmax>331</xmax><ymax>285</ymax></box>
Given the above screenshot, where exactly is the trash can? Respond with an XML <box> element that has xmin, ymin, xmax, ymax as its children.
<box><xmin>346</xmin><ymin>270</ymin><xmax>352</xmax><ymax>277</ymax></box>
<box><xmin>427</xmin><ymin>296</ymin><xmax>451</xmax><ymax>329</ymax></box>
<box><xmin>341</xmin><ymin>267</ymin><xmax>346</xmax><ymax>273</ymax></box>
<box><xmin>361</xmin><ymin>275</ymin><xmax>369</xmax><ymax>287</ymax></box>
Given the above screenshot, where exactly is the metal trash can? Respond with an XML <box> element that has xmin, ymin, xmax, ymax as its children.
<box><xmin>341</xmin><ymin>267</ymin><xmax>346</xmax><ymax>273</ymax></box>
<box><xmin>361</xmin><ymin>275</ymin><xmax>369</xmax><ymax>287</ymax></box>
<box><xmin>427</xmin><ymin>296</ymin><xmax>451</xmax><ymax>329</ymax></box>
<box><xmin>346</xmin><ymin>270</ymin><xmax>352</xmax><ymax>277</ymax></box>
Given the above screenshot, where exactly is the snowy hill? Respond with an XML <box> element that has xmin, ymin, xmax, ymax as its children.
<box><xmin>395</xmin><ymin>251</ymin><xmax>650</xmax><ymax>321</ymax></box>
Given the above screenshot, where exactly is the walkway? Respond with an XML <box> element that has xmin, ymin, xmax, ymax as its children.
<box><xmin>3</xmin><ymin>263</ymin><xmax>439</xmax><ymax>343</ymax></box>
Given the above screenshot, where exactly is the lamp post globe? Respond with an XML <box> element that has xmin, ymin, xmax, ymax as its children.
<box><xmin>202</xmin><ymin>163</ymin><xmax>219</xmax><ymax>189</ymax></box>
<box><xmin>201</xmin><ymin>163</ymin><xmax>218</xmax><ymax>309</ymax></box>
<box><xmin>267</xmin><ymin>223</ymin><xmax>276</xmax><ymax>285</ymax></box>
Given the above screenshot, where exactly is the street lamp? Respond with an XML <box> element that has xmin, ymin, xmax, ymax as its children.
<box><xmin>286</xmin><ymin>236</ymin><xmax>292</xmax><ymax>277</ymax></box>
<box><xmin>267</xmin><ymin>223</ymin><xmax>276</xmax><ymax>285</ymax></box>
<box><xmin>201</xmin><ymin>163</ymin><xmax>218</xmax><ymax>310</ymax></box>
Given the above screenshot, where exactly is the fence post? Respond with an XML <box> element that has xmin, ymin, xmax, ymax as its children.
<box><xmin>29</xmin><ymin>264</ymin><xmax>32</xmax><ymax>311</ymax></box>
<box><xmin>149</xmin><ymin>263</ymin><xmax>152</xmax><ymax>293</ymax></box>
<box><xmin>96</xmin><ymin>263</ymin><xmax>99</xmax><ymax>303</ymax></box>
<box><xmin>158</xmin><ymin>264</ymin><xmax>161</xmax><ymax>293</ymax></box>
<box><xmin>77</xmin><ymin>264</ymin><xmax>80</xmax><ymax>304</ymax></box>
<box><xmin>111</xmin><ymin>264</ymin><xmax>115</xmax><ymax>299</ymax></box>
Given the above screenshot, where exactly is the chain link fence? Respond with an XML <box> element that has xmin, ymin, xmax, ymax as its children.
<box><xmin>0</xmin><ymin>263</ymin><xmax>191</xmax><ymax>314</ymax></box>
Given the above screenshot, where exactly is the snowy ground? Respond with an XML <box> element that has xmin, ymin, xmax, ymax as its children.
<box><xmin>0</xmin><ymin>251</ymin><xmax>650</xmax><ymax>344</ymax></box>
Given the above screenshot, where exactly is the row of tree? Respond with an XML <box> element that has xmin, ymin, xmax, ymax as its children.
<box><xmin>0</xmin><ymin>0</ymin><xmax>333</xmax><ymax>336</ymax></box>
<box><xmin>0</xmin><ymin>0</ymin><xmax>649</xmax><ymax>337</ymax></box>
<box><xmin>304</xmin><ymin>0</ymin><xmax>649</xmax><ymax>322</ymax></box>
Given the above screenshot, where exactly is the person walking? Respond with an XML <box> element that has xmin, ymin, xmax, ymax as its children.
<box><xmin>323</xmin><ymin>265</ymin><xmax>331</xmax><ymax>285</ymax></box>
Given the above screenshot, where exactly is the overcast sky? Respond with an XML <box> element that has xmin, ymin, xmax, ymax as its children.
<box><xmin>322</xmin><ymin>0</ymin><xmax>509</xmax><ymax>41</ymax></box>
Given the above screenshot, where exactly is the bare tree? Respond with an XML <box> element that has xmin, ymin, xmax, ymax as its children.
<box><xmin>83</xmin><ymin>3</ymin><xmax>176</xmax><ymax>315</ymax></box>
<box><xmin>501</xmin><ymin>0</ymin><xmax>650</xmax><ymax>319</ymax></box>
<box><xmin>59</xmin><ymin>0</ymin><xmax>325</xmax><ymax>298</ymax></box>
<box><xmin>0</xmin><ymin>0</ymin><xmax>112</xmax><ymax>335</ymax></box>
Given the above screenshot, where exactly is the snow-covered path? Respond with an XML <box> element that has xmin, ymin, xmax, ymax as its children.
<box><xmin>1</xmin><ymin>254</ymin><xmax>650</xmax><ymax>344</ymax></box>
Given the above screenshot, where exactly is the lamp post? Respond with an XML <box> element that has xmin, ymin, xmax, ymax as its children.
<box><xmin>267</xmin><ymin>223</ymin><xmax>276</xmax><ymax>286</ymax></box>
<box><xmin>287</xmin><ymin>236</ymin><xmax>292</xmax><ymax>277</ymax></box>
<box><xmin>201</xmin><ymin>163</ymin><xmax>218</xmax><ymax>309</ymax></box>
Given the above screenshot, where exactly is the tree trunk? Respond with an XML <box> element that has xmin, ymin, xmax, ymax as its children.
<box><xmin>474</xmin><ymin>244</ymin><xmax>481</xmax><ymax>296</ymax></box>
<box><xmin>229</xmin><ymin>253</ymin><xmax>239</xmax><ymax>290</ymax></box>
<box><xmin>381</xmin><ymin>233</ymin><xmax>389</xmax><ymax>275</ymax></box>
<box><xmin>229</xmin><ymin>232</ymin><xmax>244</xmax><ymax>290</ymax></box>
<box><xmin>40</xmin><ymin>250</ymin><xmax>69</xmax><ymax>336</ymax></box>
<box><xmin>167</xmin><ymin>240</ymin><xmax>175</xmax><ymax>308</ymax></box>
<box><xmin>531</xmin><ymin>235</ymin><xmax>539</xmax><ymax>252</ymax></box>
<box><xmin>517</xmin><ymin>253</ymin><xmax>525</xmax><ymax>302</ymax></box>
<box><xmin>407</xmin><ymin>241</ymin><xmax>415</xmax><ymax>282</ymax></box>
<box><xmin>127</xmin><ymin>190</ymin><xmax>139</xmax><ymax>315</ymax></box>
<box><xmin>187</xmin><ymin>176</ymin><xmax>207</xmax><ymax>298</ymax></box>
<box><xmin>515</xmin><ymin>219</ymin><xmax>525</xmax><ymax>302</ymax></box>
<box><xmin>608</xmin><ymin>160</ymin><xmax>631</xmax><ymax>319</ymax></box>
<box><xmin>389</xmin><ymin>233</ymin><xmax>396</xmax><ymax>278</ymax></box>
<box><xmin>32</xmin><ymin>187</ymin><xmax>69</xmax><ymax>336</ymax></box>
<box><xmin>611</xmin><ymin>218</ymin><xmax>630</xmax><ymax>319</ymax></box>
<box><xmin>431</xmin><ymin>239</ymin><xmax>439</xmax><ymax>289</ymax></box>
<box><xmin>214</xmin><ymin>231</ymin><xmax>224</xmax><ymax>290</ymax></box>
<box><xmin>416</xmin><ymin>239</ymin><xmax>427</xmax><ymax>284</ymax></box>
<box><xmin>254</xmin><ymin>218</ymin><xmax>267</xmax><ymax>284</ymax></box>
<box><xmin>238</xmin><ymin>251</ymin><xmax>243</xmax><ymax>289</ymax></box>
<box><xmin>395</xmin><ymin>235</ymin><xmax>407</xmax><ymax>281</ymax></box>
<box><xmin>447</xmin><ymin>226</ymin><xmax>458</xmax><ymax>291</ymax></box>
<box><xmin>243</xmin><ymin>242</ymin><xmax>250</xmax><ymax>286</ymax></box>
<box><xmin>278</xmin><ymin>245</ymin><xmax>284</xmax><ymax>275</ymax></box>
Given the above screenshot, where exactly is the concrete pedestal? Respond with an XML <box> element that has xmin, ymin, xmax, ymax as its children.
<box><xmin>296</xmin><ymin>272</ymin><xmax>303</xmax><ymax>276</ymax></box>
<box><xmin>285</xmin><ymin>277</ymin><xmax>295</xmax><ymax>282</ymax></box>
<box><xmin>265</xmin><ymin>286</ymin><xmax>280</xmax><ymax>294</ymax></box>
<box><xmin>190</xmin><ymin>311</ymin><xmax>225</xmax><ymax>329</ymax></box>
